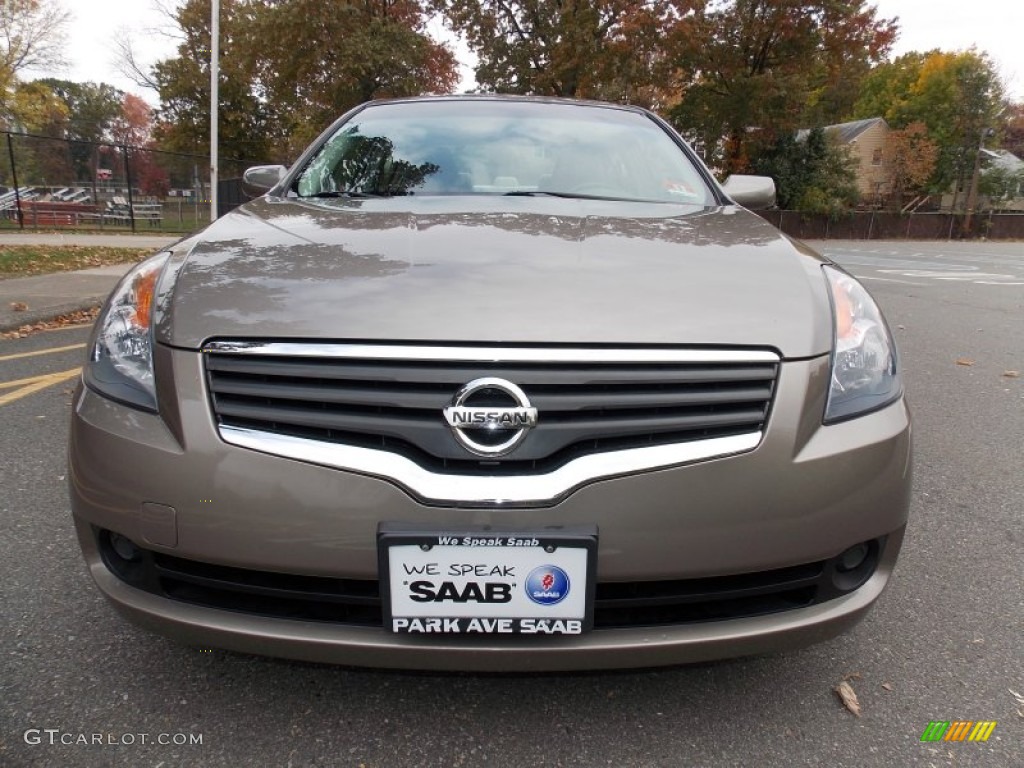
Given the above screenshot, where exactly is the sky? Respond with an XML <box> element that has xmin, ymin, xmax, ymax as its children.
<box><xmin>23</xmin><ymin>0</ymin><xmax>1024</xmax><ymax>103</ymax></box>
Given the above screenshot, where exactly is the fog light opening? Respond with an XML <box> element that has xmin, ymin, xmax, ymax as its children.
<box><xmin>831</xmin><ymin>539</ymin><xmax>880</xmax><ymax>593</ymax></box>
<box><xmin>109</xmin><ymin>532</ymin><xmax>141</xmax><ymax>562</ymax></box>
<box><xmin>97</xmin><ymin>528</ymin><xmax>151</xmax><ymax>589</ymax></box>
<box><xmin>837</xmin><ymin>543</ymin><xmax>869</xmax><ymax>573</ymax></box>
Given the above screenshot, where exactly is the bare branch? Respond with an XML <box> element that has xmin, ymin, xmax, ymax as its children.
<box><xmin>150</xmin><ymin>0</ymin><xmax>188</xmax><ymax>42</ymax></box>
<box><xmin>0</xmin><ymin>0</ymin><xmax>70</xmax><ymax>75</ymax></box>
<box><xmin>113</xmin><ymin>28</ymin><xmax>160</xmax><ymax>92</ymax></box>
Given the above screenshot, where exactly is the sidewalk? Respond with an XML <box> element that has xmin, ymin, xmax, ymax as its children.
<box><xmin>0</xmin><ymin>233</ymin><xmax>179</xmax><ymax>249</ymax></box>
<box><xmin>0</xmin><ymin>233</ymin><xmax>178</xmax><ymax>332</ymax></box>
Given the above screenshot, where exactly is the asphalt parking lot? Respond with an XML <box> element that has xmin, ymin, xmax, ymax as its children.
<box><xmin>1</xmin><ymin>240</ymin><xmax>1021</xmax><ymax>767</ymax></box>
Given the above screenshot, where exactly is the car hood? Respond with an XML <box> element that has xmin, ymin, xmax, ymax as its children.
<box><xmin>157</xmin><ymin>196</ymin><xmax>832</xmax><ymax>358</ymax></box>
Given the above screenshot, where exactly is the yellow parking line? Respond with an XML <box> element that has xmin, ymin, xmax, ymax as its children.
<box><xmin>0</xmin><ymin>343</ymin><xmax>85</xmax><ymax>362</ymax></box>
<box><xmin>0</xmin><ymin>367</ymin><xmax>81</xmax><ymax>406</ymax></box>
<box><xmin>0</xmin><ymin>370</ymin><xmax>76</xmax><ymax>388</ymax></box>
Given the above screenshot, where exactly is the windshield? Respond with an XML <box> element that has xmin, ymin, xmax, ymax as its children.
<box><xmin>294</xmin><ymin>100</ymin><xmax>714</xmax><ymax>205</ymax></box>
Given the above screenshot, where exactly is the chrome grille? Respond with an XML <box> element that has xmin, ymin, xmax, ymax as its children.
<box><xmin>203</xmin><ymin>343</ymin><xmax>778</xmax><ymax>475</ymax></box>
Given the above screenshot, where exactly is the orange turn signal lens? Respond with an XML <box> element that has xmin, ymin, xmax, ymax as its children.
<box><xmin>833</xmin><ymin>278</ymin><xmax>854</xmax><ymax>340</ymax></box>
<box><xmin>131</xmin><ymin>268</ymin><xmax>159</xmax><ymax>331</ymax></box>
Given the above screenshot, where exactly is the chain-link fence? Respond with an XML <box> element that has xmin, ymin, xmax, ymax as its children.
<box><xmin>0</xmin><ymin>131</ymin><xmax>263</xmax><ymax>234</ymax></box>
<box><xmin>758</xmin><ymin>210</ymin><xmax>1024</xmax><ymax>240</ymax></box>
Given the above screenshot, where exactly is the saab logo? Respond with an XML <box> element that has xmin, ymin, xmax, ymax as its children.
<box><xmin>408</xmin><ymin>580</ymin><xmax>512</xmax><ymax>603</ymax></box>
<box><xmin>525</xmin><ymin>566</ymin><xmax>569</xmax><ymax>605</ymax></box>
<box><xmin>920</xmin><ymin>721</ymin><xmax>997</xmax><ymax>742</ymax></box>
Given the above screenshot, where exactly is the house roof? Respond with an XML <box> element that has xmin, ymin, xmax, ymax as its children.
<box><xmin>981</xmin><ymin>148</ymin><xmax>1024</xmax><ymax>174</ymax></box>
<box><xmin>796</xmin><ymin>117</ymin><xmax>887</xmax><ymax>144</ymax></box>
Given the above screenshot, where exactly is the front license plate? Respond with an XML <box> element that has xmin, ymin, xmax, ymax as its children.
<box><xmin>378</xmin><ymin>525</ymin><xmax>597</xmax><ymax>635</ymax></box>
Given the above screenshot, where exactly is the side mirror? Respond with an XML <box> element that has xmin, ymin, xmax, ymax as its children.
<box><xmin>721</xmin><ymin>175</ymin><xmax>776</xmax><ymax>210</ymax></box>
<box><xmin>242</xmin><ymin>165</ymin><xmax>288</xmax><ymax>198</ymax></box>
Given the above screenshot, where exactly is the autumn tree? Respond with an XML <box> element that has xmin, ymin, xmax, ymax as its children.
<box><xmin>434</xmin><ymin>0</ymin><xmax>675</xmax><ymax>105</ymax></box>
<box><xmin>36</xmin><ymin>79</ymin><xmax>124</xmax><ymax>141</ymax></box>
<box><xmin>134</xmin><ymin>152</ymin><xmax>172</xmax><ymax>198</ymax></box>
<box><xmin>251</xmin><ymin>0</ymin><xmax>458</xmax><ymax>153</ymax></box>
<box><xmin>851</xmin><ymin>51</ymin><xmax>926</xmax><ymax>121</ymax></box>
<box><xmin>667</xmin><ymin>0</ymin><xmax>896</xmax><ymax>174</ymax></box>
<box><xmin>851</xmin><ymin>50</ymin><xmax>1004</xmax><ymax>197</ymax></box>
<box><xmin>111</xmin><ymin>94</ymin><xmax>154</xmax><ymax>147</ymax></box>
<box><xmin>751</xmin><ymin>127</ymin><xmax>858</xmax><ymax>214</ymax></box>
<box><xmin>30</xmin><ymin>79</ymin><xmax>124</xmax><ymax>180</ymax></box>
<box><xmin>6</xmin><ymin>79</ymin><xmax>70</xmax><ymax>184</ymax></box>
<box><xmin>882</xmin><ymin>122</ymin><xmax>938</xmax><ymax>206</ymax></box>
<box><xmin>108</xmin><ymin>94</ymin><xmax>173</xmax><ymax>197</ymax></box>
<box><xmin>0</xmin><ymin>0</ymin><xmax>69</xmax><ymax>128</ymax></box>
<box><xmin>152</xmin><ymin>0</ymin><xmax>457</xmax><ymax>162</ymax></box>
<box><xmin>6</xmin><ymin>77</ymin><xmax>65</xmax><ymax>131</ymax></box>
<box><xmin>152</xmin><ymin>0</ymin><xmax>270</xmax><ymax>163</ymax></box>
<box><xmin>903</xmin><ymin>52</ymin><xmax>1003</xmax><ymax>200</ymax></box>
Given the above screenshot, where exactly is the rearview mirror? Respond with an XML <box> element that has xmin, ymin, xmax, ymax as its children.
<box><xmin>721</xmin><ymin>175</ymin><xmax>776</xmax><ymax>210</ymax></box>
<box><xmin>242</xmin><ymin>165</ymin><xmax>288</xmax><ymax>198</ymax></box>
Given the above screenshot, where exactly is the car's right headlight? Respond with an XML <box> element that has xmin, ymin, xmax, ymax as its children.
<box><xmin>84</xmin><ymin>251</ymin><xmax>170</xmax><ymax>412</ymax></box>
<box><xmin>823</xmin><ymin>264</ymin><xmax>902</xmax><ymax>423</ymax></box>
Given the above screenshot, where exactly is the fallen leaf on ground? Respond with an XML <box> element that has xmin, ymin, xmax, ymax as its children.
<box><xmin>0</xmin><ymin>306</ymin><xmax>99</xmax><ymax>340</ymax></box>
<box><xmin>955</xmin><ymin>358</ymin><xmax>975</xmax><ymax>366</ymax></box>
<box><xmin>842</xmin><ymin>671</ymin><xmax>862</xmax><ymax>682</ymax></box>
<box><xmin>10</xmin><ymin>301</ymin><xmax>28</xmax><ymax>311</ymax></box>
<box><xmin>0</xmin><ymin>244</ymin><xmax>149</xmax><ymax>279</ymax></box>
<box><xmin>835</xmin><ymin>680</ymin><xmax>861</xmax><ymax>717</ymax></box>
<box><xmin>1003</xmin><ymin>370</ymin><xmax>1021</xmax><ymax>378</ymax></box>
<box><xmin>881</xmin><ymin>682</ymin><xmax>893</xmax><ymax>691</ymax></box>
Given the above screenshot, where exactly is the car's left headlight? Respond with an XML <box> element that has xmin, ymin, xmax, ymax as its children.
<box><xmin>823</xmin><ymin>264</ymin><xmax>902</xmax><ymax>423</ymax></box>
<box><xmin>84</xmin><ymin>251</ymin><xmax>170</xmax><ymax>412</ymax></box>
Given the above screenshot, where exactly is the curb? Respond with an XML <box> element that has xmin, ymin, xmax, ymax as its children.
<box><xmin>0</xmin><ymin>298</ymin><xmax>103</xmax><ymax>333</ymax></box>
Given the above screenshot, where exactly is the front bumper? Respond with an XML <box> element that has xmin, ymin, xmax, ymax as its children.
<box><xmin>76</xmin><ymin>518</ymin><xmax>903</xmax><ymax>671</ymax></box>
<box><xmin>68</xmin><ymin>348</ymin><xmax>912</xmax><ymax>671</ymax></box>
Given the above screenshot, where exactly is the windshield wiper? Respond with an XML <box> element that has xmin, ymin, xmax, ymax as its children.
<box><xmin>504</xmin><ymin>190</ymin><xmax>659</xmax><ymax>203</ymax></box>
<box><xmin>504</xmin><ymin>190</ymin><xmax>587</xmax><ymax>198</ymax></box>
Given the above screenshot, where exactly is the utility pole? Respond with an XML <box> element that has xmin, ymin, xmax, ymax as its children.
<box><xmin>7</xmin><ymin>134</ymin><xmax>23</xmax><ymax>229</ymax></box>
<box><xmin>962</xmin><ymin>127</ymin><xmax>993</xmax><ymax>237</ymax></box>
<box><xmin>210</xmin><ymin>0</ymin><xmax>220</xmax><ymax>223</ymax></box>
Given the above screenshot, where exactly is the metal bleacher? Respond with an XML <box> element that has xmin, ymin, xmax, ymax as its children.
<box><xmin>0</xmin><ymin>187</ymin><xmax>38</xmax><ymax>211</ymax></box>
<box><xmin>0</xmin><ymin>187</ymin><xmax>163</xmax><ymax>227</ymax></box>
<box><xmin>104</xmin><ymin>196</ymin><xmax>163</xmax><ymax>226</ymax></box>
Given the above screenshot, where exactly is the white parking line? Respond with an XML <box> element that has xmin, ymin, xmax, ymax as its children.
<box><xmin>859</xmin><ymin>276</ymin><xmax>929</xmax><ymax>286</ymax></box>
<box><xmin>879</xmin><ymin>270</ymin><xmax>1016</xmax><ymax>280</ymax></box>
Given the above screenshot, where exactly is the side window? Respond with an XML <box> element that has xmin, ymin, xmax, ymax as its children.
<box><xmin>297</xmin><ymin>126</ymin><xmax>440</xmax><ymax>197</ymax></box>
<box><xmin>296</xmin><ymin>131</ymin><xmax>353</xmax><ymax>196</ymax></box>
